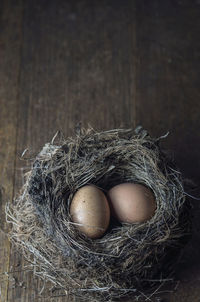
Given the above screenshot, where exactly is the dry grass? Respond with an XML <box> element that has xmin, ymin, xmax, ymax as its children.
<box><xmin>6</xmin><ymin>126</ymin><xmax>191</xmax><ymax>301</ymax></box>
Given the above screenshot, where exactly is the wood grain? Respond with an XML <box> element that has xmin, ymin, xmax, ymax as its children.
<box><xmin>0</xmin><ymin>0</ymin><xmax>199</xmax><ymax>301</ymax></box>
<box><xmin>0</xmin><ymin>1</ymin><xmax>23</xmax><ymax>302</ymax></box>
<box><xmin>134</xmin><ymin>2</ymin><xmax>200</xmax><ymax>301</ymax></box>
<box><xmin>7</xmin><ymin>1</ymin><xmax>136</xmax><ymax>301</ymax></box>
<box><xmin>135</xmin><ymin>0</ymin><xmax>200</xmax><ymax>185</ymax></box>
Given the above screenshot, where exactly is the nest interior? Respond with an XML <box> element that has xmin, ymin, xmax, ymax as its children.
<box><xmin>6</xmin><ymin>127</ymin><xmax>191</xmax><ymax>301</ymax></box>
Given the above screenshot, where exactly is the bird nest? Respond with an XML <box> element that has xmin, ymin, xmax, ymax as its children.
<box><xmin>6</xmin><ymin>126</ymin><xmax>191</xmax><ymax>301</ymax></box>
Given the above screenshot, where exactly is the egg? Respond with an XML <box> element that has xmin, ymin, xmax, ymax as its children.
<box><xmin>70</xmin><ymin>185</ymin><xmax>110</xmax><ymax>239</ymax></box>
<box><xmin>108</xmin><ymin>183</ymin><xmax>156</xmax><ymax>223</ymax></box>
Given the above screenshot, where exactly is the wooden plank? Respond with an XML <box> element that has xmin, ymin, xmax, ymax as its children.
<box><xmin>7</xmin><ymin>0</ymin><xmax>136</xmax><ymax>301</ymax></box>
<box><xmin>5</xmin><ymin>0</ymin><xmax>200</xmax><ymax>301</ymax></box>
<box><xmin>134</xmin><ymin>1</ymin><xmax>200</xmax><ymax>301</ymax></box>
<box><xmin>135</xmin><ymin>0</ymin><xmax>200</xmax><ymax>183</ymax></box>
<box><xmin>0</xmin><ymin>1</ymin><xmax>23</xmax><ymax>302</ymax></box>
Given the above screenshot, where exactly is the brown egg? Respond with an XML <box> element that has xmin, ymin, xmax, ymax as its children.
<box><xmin>108</xmin><ymin>183</ymin><xmax>156</xmax><ymax>223</ymax></box>
<box><xmin>70</xmin><ymin>185</ymin><xmax>110</xmax><ymax>239</ymax></box>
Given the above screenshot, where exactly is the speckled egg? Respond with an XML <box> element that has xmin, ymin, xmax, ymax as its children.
<box><xmin>70</xmin><ymin>185</ymin><xmax>110</xmax><ymax>239</ymax></box>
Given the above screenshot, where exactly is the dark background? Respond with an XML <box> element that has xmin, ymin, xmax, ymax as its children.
<box><xmin>0</xmin><ymin>0</ymin><xmax>200</xmax><ymax>301</ymax></box>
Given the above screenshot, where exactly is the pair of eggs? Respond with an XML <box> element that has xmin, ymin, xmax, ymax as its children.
<box><xmin>70</xmin><ymin>183</ymin><xmax>156</xmax><ymax>239</ymax></box>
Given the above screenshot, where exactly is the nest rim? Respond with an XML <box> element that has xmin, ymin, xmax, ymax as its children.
<box><xmin>6</xmin><ymin>126</ymin><xmax>191</xmax><ymax>301</ymax></box>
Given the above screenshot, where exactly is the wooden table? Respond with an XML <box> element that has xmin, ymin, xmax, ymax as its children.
<box><xmin>0</xmin><ymin>1</ymin><xmax>200</xmax><ymax>301</ymax></box>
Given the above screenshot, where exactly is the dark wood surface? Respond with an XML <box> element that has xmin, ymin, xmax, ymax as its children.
<box><xmin>0</xmin><ymin>0</ymin><xmax>200</xmax><ymax>301</ymax></box>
